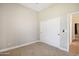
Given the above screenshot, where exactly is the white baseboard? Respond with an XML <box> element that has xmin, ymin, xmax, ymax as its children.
<box><xmin>58</xmin><ymin>47</ymin><xmax>68</xmax><ymax>52</ymax></box>
<box><xmin>0</xmin><ymin>40</ymin><xmax>39</xmax><ymax>52</ymax></box>
<box><xmin>40</xmin><ymin>40</ymin><xmax>68</xmax><ymax>52</ymax></box>
<box><xmin>0</xmin><ymin>40</ymin><xmax>68</xmax><ymax>52</ymax></box>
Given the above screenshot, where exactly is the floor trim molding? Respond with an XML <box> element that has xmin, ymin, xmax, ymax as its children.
<box><xmin>0</xmin><ymin>40</ymin><xmax>39</xmax><ymax>52</ymax></box>
<box><xmin>0</xmin><ymin>40</ymin><xmax>68</xmax><ymax>52</ymax></box>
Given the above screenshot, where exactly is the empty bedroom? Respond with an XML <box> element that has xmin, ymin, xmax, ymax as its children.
<box><xmin>0</xmin><ymin>3</ymin><xmax>79</xmax><ymax>56</ymax></box>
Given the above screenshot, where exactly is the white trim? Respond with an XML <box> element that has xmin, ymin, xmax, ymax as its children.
<box><xmin>70</xmin><ymin>11</ymin><xmax>79</xmax><ymax>15</ymax></box>
<box><xmin>70</xmin><ymin>11</ymin><xmax>79</xmax><ymax>43</ymax></box>
<box><xmin>59</xmin><ymin>47</ymin><xmax>68</xmax><ymax>52</ymax></box>
<box><xmin>40</xmin><ymin>40</ymin><xmax>68</xmax><ymax>52</ymax></box>
<box><xmin>0</xmin><ymin>40</ymin><xmax>39</xmax><ymax>52</ymax></box>
<box><xmin>67</xmin><ymin>11</ymin><xmax>79</xmax><ymax>52</ymax></box>
<box><xmin>69</xmin><ymin>11</ymin><xmax>79</xmax><ymax>44</ymax></box>
<box><xmin>0</xmin><ymin>39</ymin><xmax>68</xmax><ymax>53</ymax></box>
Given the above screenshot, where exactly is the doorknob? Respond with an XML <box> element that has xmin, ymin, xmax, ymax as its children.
<box><xmin>58</xmin><ymin>33</ymin><xmax>64</xmax><ymax>36</ymax></box>
<box><xmin>58</xmin><ymin>34</ymin><xmax>62</xmax><ymax>37</ymax></box>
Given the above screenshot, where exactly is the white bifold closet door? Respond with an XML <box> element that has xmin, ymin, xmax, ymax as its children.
<box><xmin>40</xmin><ymin>17</ymin><xmax>60</xmax><ymax>48</ymax></box>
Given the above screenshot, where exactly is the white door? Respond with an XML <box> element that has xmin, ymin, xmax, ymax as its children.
<box><xmin>40</xmin><ymin>17</ymin><xmax>60</xmax><ymax>48</ymax></box>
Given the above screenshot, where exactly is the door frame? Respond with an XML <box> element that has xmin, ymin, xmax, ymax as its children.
<box><xmin>68</xmin><ymin>11</ymin><xmax>79</xmax><ymax>52</ymax></box>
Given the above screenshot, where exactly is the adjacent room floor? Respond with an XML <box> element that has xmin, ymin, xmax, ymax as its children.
<box><xmin>0</xmin><ymin>42</ymin><xmax>71</xmax><ymax>56</ymax></box>
<box><xmin>69</xmin><ymin>40</ymin><xmax>79</xmax><ymax>55</ymax></box>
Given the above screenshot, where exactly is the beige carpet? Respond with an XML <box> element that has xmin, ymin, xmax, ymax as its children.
<box><xmin>0</xmin><ymin>42</ymin><xmax>70</xmax><ymax>56</ymax></box>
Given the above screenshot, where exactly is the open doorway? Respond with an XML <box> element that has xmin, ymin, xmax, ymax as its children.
<box><xmin>74</xmin><ymin>23</ymin><xmax>79</xmax><ymax>41</ymax></box>
<box><xmin>69</xmin><ymin>12</ymin><xmax>79</xmax><ymax>55</ymax></box>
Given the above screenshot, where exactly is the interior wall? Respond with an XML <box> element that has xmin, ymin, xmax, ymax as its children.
<box><xmin>39</xmin><ymin>3</ymin><xmax>79</xmax><ymax>51</ymax></box>
<box><xmin>39</xmin><ymin>4</ymin><xmax>79</xmax><ymax>20</ymax></box>
<box><xmin>0</xmin><ymin>4</ymin><xmax>38</xmax><ymax>50</ymax></box>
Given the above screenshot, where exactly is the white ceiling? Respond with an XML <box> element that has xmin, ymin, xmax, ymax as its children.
<box><xmin>20</xmin><ymin>3</ymin><xmax>55</xmax><ymax>12</ymax></box>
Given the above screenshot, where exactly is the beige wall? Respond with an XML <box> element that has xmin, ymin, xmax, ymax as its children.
<box><xmin>0</xmin><ymin>4</ymin><xmax>38</xmax><ymax>50</ymax></box>
<box><xmin>72</xmin><ymin>15</ymin><xmax>79</xmax><ymax>23</ymax></box>
<box><xmin>39</xmin><ymin>3</ymin><xmax>79</xmax><ymax>20</ymax></box>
